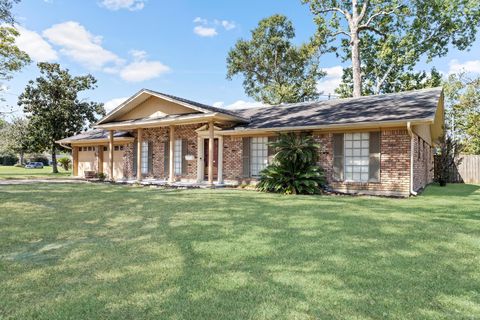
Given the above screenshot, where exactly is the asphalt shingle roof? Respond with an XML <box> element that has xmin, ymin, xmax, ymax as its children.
<box><xmin>231</xmin><ymin>87</ymin><xmax>442</xmax><ymax>129</ymax></box>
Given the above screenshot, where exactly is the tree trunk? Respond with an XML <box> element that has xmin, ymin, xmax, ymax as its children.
<box><xmin>19</xmin><ymin>151</ymin><xmax>24</xmax><ymax>165</ymax></box>
<box><xmin>351</xmin><ymin>30</ymin><xmax>362</xmax><ymax>98</ymax></box>
<box><xmin>51</xmin><ymin>144</ymin><xmax>58</xmax><ymax>173</ymax></box>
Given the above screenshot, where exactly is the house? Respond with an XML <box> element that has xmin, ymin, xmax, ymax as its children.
<box><xmin>57</xmin><ymin>87</ymin><xmax>444</xmax><ymax>197</ymax></box>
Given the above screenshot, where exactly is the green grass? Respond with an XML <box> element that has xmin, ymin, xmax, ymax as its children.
<box><xmin>0</xmin><ymin>165</ymin><xmax>71</xmax><ymax>180</ymax></box>
<box><xmin>0</xmin><ymin>184</ymin><xmax>479</xmax><ymax>319</ymax></box>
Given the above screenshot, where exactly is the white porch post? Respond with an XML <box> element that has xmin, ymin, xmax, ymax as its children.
<box><xmin>208</xmin><ymin>121</ymin><xmax>214</xmax><ymax>185</ymax></box>
<box><xmin>217</xmin><ymin>135</ymin><xmax>224</xmax><ymax>184</ymax></box>
<box><xmin>109</xmin><ymin>130</ymin><xmax>114</xmax><ymax>180</ymax></box>
<box><xmin>136</xmin><ymin>128</ymin><xmax>143</xmax><ymax>181</ymax></box>
<box><xmin>168</xmin><ymin>125</ymin><xmax>175</xmax><ymax>183</ymax></box>
<box><xmin>197</xmin><ymin>136</ymin><xmax>203</xmax><ymax>183</ymax></box>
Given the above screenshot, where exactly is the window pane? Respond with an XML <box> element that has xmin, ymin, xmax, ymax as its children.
<box><xmin>174</xmin><ymin>139</ymin><xmax>182</xmax><ymax>175</ymax></box>
<box><xmin>250</xmin><ymin>137</ymin><xmax>268</xmax><ymax>177</ymax></box>
<box><xmin>344</xmin><ymin>132</ymin><xmax>370</xmax><ymax>182</ymax></box>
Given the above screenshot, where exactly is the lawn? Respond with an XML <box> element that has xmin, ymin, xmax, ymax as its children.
<box><xmin>0</xmin><ymin>183</ymin><xmax>479</xmax><ymax>319</ymax></box>
<box><xmin>0</xmin><ymin>165</ymin><xmax>71</xmax><ymax>180</ymax></box>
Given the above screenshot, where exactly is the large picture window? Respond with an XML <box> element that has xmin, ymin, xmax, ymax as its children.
<box><xmin>174</xmin><ymin>139</ymin><xmax>182</xmax><ymax>175</ymax></box>
<box><xmin>141</xmin><ymin>141</ymin><xmax>149</xmax><ymax>175</ymax></box>
<box><xmin>344</xmin><ymin>132</ymin><xmax>369</xmax><ymax>182</ymax></box>
<box><xmin>250</xmin><ymin>137</ymin><xmax>268</xmax><ymax>177</ymax></box>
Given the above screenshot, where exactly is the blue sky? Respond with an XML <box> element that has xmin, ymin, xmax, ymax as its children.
<box><xmin>2</xmin><ymin>0</ymin><xmax>480</xmax><ymax>116</ymax></box>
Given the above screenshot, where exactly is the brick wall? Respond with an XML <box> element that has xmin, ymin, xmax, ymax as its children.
<box><xmin>223</xmin><ymin>135</ymin><xmax>243</xmax><ymax>181</ymax></box>
<box><xmin>314</xmin><ymin>129</ymin><xmax>411</xmax><ymax>196</ymax></box>
<box><xmin>412</xmin><ymin>133</ymin><xmax>434</xmax><ymax>191</ymax></box>
<box><xmin>124</xmin><ymin>124</ymin><xmax>200</xmax><ymax>180</ymax></box>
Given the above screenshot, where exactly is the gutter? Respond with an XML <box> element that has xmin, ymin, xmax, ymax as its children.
<box><xmin>406</xmin><ymin>122</ymin><xmax>417</xmax><ymax>196</ymax></box>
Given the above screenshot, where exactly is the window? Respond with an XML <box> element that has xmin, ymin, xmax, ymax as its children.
<box><xmin>344</xmin><ymin>132</ymin><xmax>369</xmax><ymax>182</ymax></box>
<box><xmin>141</xmin><ymin>141</ymin><xmax>149</xmax><ymax>175</ymax></box>
<box><xmin>250</xmin><ymin>137</ymin><xmax>268</xmax><ymax>177</ymax></box>
<box><xmin>103</xmin><ymin>146</ymin><xmax>108</xmax><ymax>151</ymax></box>
<box><xmin>174</xmin><ymin>139</ymin><xmax>182</xmax><ymax>175</ymax></box>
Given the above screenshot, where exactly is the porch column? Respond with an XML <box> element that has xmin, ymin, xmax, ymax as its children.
<box><xmin>97</xmin><ymin>145</ymin><xmax>104</xmax><ymax>174</ymax></box>
<box><xmin>168</xmin><ymin>125</ymin><xmax>175</xmax><ymax>182</ymax></box>
<box><xmin>109</xmin><ymin>130</ymin><xmax>114</xmax><ymax>180</ymax></box>
<box><xmin>137</xmin><ymin>128</ymin><xmax>143</xmax><ymax>181</ymax></box>
<box><xmin>196</xmin><ymin>136</ymin><xmax>203</xmax><ymax>183</ymax></box>
<box><xmin>72</xmin><ymin>146</ymin><xmax>78</xmax><ymax>177</ymax></box>
<box><xmin>217</xmin><ymin>135</ymin><xmax>224</xmax><ymax>184</ymax></box>
<box><xmin>208</xmin><ymin>121</ymin><xmax>214</xmax><ymax>185</ymax></box>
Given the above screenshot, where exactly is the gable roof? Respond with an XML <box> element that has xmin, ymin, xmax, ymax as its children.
<box><xmin>230</xmin><ymin>87</ymin><xmax>443</xmax><ymax>130</ymax></box>
<box><xmin>97</xmin><ymin>88</ymin><xmax>247</xmax><ymax>125</ymax></box>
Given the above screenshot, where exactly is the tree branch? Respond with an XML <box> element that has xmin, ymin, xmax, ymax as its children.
<box><xmin>360</xmin><ymin>5</ymin><xmax>400</xmax><ymax>28</ymax></box>
<box><xmin>357</xmin><ymin>0</ymin><xmax>369</xmax><ymax>22</ymax></box>
<box><xmin>358</xmin><ymin>25</ymin><xmax>387</xmax><ymax>38</ymax></box>
<box><xmin>331</xmin><ymin>30</ymin><xmax>351</xmax><ymax>38</ymax></box>
<box><xmin>311</xmin><ymin>6</ymin><xmax>351</xmax><ymax>22</ymax></box>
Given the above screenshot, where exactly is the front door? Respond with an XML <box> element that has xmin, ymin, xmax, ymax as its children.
<box><xmin>204</xmin><ymin>138</ymin><xmax>218</xmax><ymax>180</ymax></box>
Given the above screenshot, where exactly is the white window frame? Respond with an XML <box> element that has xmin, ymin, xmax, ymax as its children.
<box><xmin>174</xmin><ymin>139</ymin><xmax>182</xmax><ymax>175</ymax></box>
<box><xmin>250</xmin><ymin>137</ymin><xmax>268</xmax><ymax>177</ymax></box>
<box><xmin>141</xmin><ymin>141</ymin><xmax>149</xmax><ymax>175</ymax></box>
<box><xmin>344</xmin><ymin>132</ymin><xmax>369</xmax><ymax>182</ymax></box>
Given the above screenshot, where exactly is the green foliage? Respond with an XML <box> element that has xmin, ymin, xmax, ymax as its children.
<box><xmin>97</xmin><ymin>172</ymin><xmax>108</xmax><ymax>181</ymax></box>
<box><xmin>444</xmin><ymin>72</ymin><xmax>480</xmax><ymax>154</ymax></box>
<box><xmin>435</xmin><ymin>135</ymin><xmax>462</xmax><ymax>186</ymax></box>
<box><xmin>226</xmin><ymin>14</ymin><xmax>325</xmax><ymax>104</ymax></box>
<box><xmin>28</xmin><ymin>154</ymin><xmax>49</xmax><ymax>166</ymax></box>
<box><xmin>0</xmin><ymin>117</ymin><xmax>31</xmax><ymax>164</ymax></box>
<box><xmin>336</xmin><ymin>65</ymin><xmax>443</xmax><ymax>98</ymax></box>
<box><xmin>0</xmin><ymin>1</ymin><xmax>30</xmax><ymax>104</ymax></box>
<box><xmin>257</xmin><ymin>133</ymin><xmax>326</xmax><ymax>195</ymax></box>
<box><xmin>57</xmin><ymin>157</ymin><xmax>71</xmax><ymax>171</ymax></box>
<box><xmin>303</xmin><ymin>0</ymin><xmax>480</xmax><ymax>96</ymax></box>
<box><xmin>0</xmin><ymin>153</ymin><xmax>17</xmax><ymax>165</ymax></box>
<box><xmin>18</xmin><ymin>62</ymin><xmax>105</xmax><ymax>173</ymax></box>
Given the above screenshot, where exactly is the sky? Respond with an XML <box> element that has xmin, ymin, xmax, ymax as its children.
<box><xmin>2</xmin><ymin>0</ymin><xmax>480</xmax><ymax>117</ymax></box>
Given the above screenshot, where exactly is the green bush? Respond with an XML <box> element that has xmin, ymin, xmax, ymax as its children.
<box><xmin>28</xmin><ymin>154</ymin><xmax>49</xmax><ymax>166</ymax></box>
<box><xmin>57</xmin><ymin>157</ymin><xmax>71</xmax><ymax>171</ymax></box>
<box><xmin>0</xmin><ymin>154</ymin><xmax>19</xmax><ymax>166</ymax></box>
<box><xmin>97</xmin><ymin>172</ymin><xmax>108</xmax><ymax>181</ymax></box>
<box><xmin>257</xmin><ymin>133</ymin><xmax>326</xmax><ymax>195</ymax></box>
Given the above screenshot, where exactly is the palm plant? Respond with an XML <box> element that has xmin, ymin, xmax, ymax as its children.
<box><xmin>257</xmin><ymin>133</ymin><xmax>326</xmax><ymax>195</ymax></box>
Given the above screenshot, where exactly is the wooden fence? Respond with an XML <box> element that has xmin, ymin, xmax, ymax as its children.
<box><xmin>434</xmin><ymin>155</ymin><xmax>480</xmax><ymax>183</ymax></box>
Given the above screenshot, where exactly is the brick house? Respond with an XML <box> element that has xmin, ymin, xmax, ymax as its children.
<box><xmin>57</xmin><ymin>87</ymin><xmax>444</xmax><ymax>197</ymax></box>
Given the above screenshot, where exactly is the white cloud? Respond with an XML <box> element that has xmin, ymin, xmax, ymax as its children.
<box><xmin>43</xmin><ymin>21</ymin><xmax>123</xmax><ymax>70</ymax></box>
<box><xmin>317</xmin><ymin>66</ymin><xmax>343</xmax><ymax>96</ymax></box>
<box><xmin>193</xmin><ymin>17</ymin><xmax>235</xmax><ymax>37</ymax></box>
<box><xmin>448</xmin><ymin>59</ymin><xmax>480</xmax><ymax>75</ymax></box>
<box><xmin>15</xmin><ymin>25</ymin><xmax>58</xmax><ymax>62</ymax></box>
<box><xmin>193</xmin><ymin>25</ymin><xmax>218</xmax><ymax>37</ymax></box>
<box><xmin>100</xmin><ymin>0</ymin><xmax>145</xmax><ymax>11</ymax></box>
<box><xmin>218</xmin><ymin>20</ymin><xmax>236</xmax><ymax>30</ymax></box>
<box><xmin>119</xmin><ymin>50</ymin><xmax>170</xmax><ymax>82</ymax></box>
<box><xmin>103</xmin><ymin>97</ymin><xmax>128</xmax><ymax>113</ymax></box>
<box><xmin>214</xmin><ymin>100</ymin><xmax>266</xmax><ymax>110</ymax></box>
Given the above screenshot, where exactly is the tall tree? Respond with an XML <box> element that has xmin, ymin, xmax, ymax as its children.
<box><xmin>0</xmin><ymin>117</ymin><xmax>30</xmax><ymax>164</ymax></box>
<box><xmin>0</xmin><ymin>0</ymin><xmax>30</xmax><ymax>104</ymax></box>
<box><xmin>226</xmin><ymin>14</ymin><xmax>325</xmax><ymax>105</ymax></box>
<box><xmin>303</xmin><ymin>0</ymin><xmax>480</xmax><ymax>97</ymax></box>
<box><xmin>336</xmin><ymin>67</ymin><xmax>443</xmax><ymax>98</ymax></box>
<box><xmin>18</xmin><ymin>62</ymin><xmax>105</xmax><ymax>173</ymax></box>
<box><xmin>444</xmin><ymin>72</ymin><xmax>480</xmax><ymax>154</ymax></box>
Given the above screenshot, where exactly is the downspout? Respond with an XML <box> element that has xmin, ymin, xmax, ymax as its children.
<box><xmin>406</xmin><ymin>122</ymin><xmax>417</xmax><ymax>196</ymax></box>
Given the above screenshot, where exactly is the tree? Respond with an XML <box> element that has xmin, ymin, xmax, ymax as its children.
<box><xmin>0</xmin><ymin>0</ymin><xmax>30</xmax><ymax>104</ymax></box>
<box><xmin>435</xmin><ymin>135</ymin><xmax>462</xmax><ymax>187</ymax></box>
<box><xmin>257</xmin><ymin>133</ymin><xmax>326</xmax><ymax>195</ymax></box>
<box><xmin>226</xmin><ymin>14</ymin><xmax>325</xmax><ymax>105</ymax></box>
<box><xmin>18</xmin><ymin>62</ymin><xmax>105</xmax><ymax>173</ymax></box>
<box><xmin>303</xmin><ymin>0</ymin><xmax>480</xmax><ymax>97</ymax></box>
<box><xmin>444</xmin><ymin>72</ymin><xmax>480</xmax><ymax>154</ymax></box>
<box><xmin>0</xmin><ymin>117</ymin><xmax>30</xmax><ymax>164</ymax></box>
<box><xmin>336</xmin><ymin>67</ymin><xmax>443</xmax><ymax>98</ymax></box>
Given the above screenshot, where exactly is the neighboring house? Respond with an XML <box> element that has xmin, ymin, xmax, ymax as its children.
<box><xmin>57</xmin><ymin>87</ymin><xmax>444</xmax><ymax>197</ymax></box>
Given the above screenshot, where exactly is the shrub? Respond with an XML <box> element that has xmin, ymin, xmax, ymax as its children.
<box><xmin>435</xmin><ymin>135</ymin><xmax>462</xmax><ymax>187</ymax></box>
<box><xmin>257</xmin><ymin>133</ymin><xmax>326</xmax><ymax>195</ymax></box>
<box><xmin>97</xmin><ymin>172</ymin><xmax>108</xmax><ymax>181</ymax></box>
<box><xmin>57</xmin><ymin>157</ymin><xmax>71</xmax><ymax>171</ymax></box>
<box><xmin>0</xmin><ymin>154</ymin><xmax>19</xmax><ymax>166</ymax></box>
<box><xmin>28</xmin><ymin>154</ymin><xmax>49</xmax><ymax>166</ymax></box>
